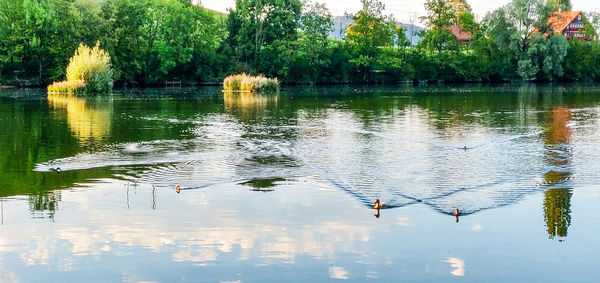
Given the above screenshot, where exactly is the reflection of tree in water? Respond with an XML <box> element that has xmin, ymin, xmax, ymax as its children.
<box><xmin>223</xmin><ymin>92</ymin><xmax>278</xmax><ymax>120</ymax></box>
<box><xmin>28</xmin><ymin>191</ymin><xmax>61</xmax><ymax>220</ymax></box>
<box><xmin>544</xmin><ymin>188</ymin><xmax>572</xmax><ymax>239</ymax></box>
<box><xmin>542</xmin><ymin>107</ymin><xmax>572</xmax><ymax>239</ymax></box>
<box><xmin>239</xmin><ymin>177</ymin><xmax>287</xmax><ymax>192</ymax></box>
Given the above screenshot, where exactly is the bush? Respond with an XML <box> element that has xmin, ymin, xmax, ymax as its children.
<box><xmin>65</xmin><ymin>42</ymin><xmax>114</xmax><ymax>93</ymax></box>
<box><xmin>47</xmin><ymin>80</ymin><xmax>86</xmax><ymax>94</ymax></box>
<box><xmin>223</xmin><ymin>73</ymin><xmax>279</xmax><ymax>92</ymax></box>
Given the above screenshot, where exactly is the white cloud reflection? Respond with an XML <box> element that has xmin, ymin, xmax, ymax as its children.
<box><xmin>329</xmin><ymin>266</ymin><xmax>350</xmax><ymax>280</ymax></box>
<box><xmin>444</xmin><ymin>257</ymin><xmax>465</xmax><ymax>277</ymax></box>
<box><xmin>0</xmin><ymin>180</ymin><xmax>375</xmax><ymax>274</ymax></box>
<box><xmin>397</xmin><ymin>216</ymin><xmax>410</xmax><ymax>227</ymax></box>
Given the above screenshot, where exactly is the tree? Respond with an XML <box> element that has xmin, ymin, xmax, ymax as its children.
<box><xmin>227</xmin><ymin>0</ymin><xmax>302</xmax><ymax>79</ymax></box>
<box><xmin>0</xmin><ymin>0</ymin><xmax>26</xmax><ymax>79</ymax></box>
<box><xmin>4</xmin><ymin>0</ymin><xmax>81</xmax><ymax>82</ymax></box>
<box><xmin>291</xmin><ymin>1</ymin><xmax>333</xmax><ymax>82</ymax></box>
<box><xmin>145</xmin><ymin>0</ymin><xmax>200</xmax><ymax>81</ymax></box>
<box><xmin>419</xmin><ymin>0</ymin><xmax>477</xmax><ymax>52</ymax></box>
<box><xmin>72</xmin><ymin>0</ymin><xmax>105</xmax><ymax>47</ymax></box>
<box><xmin>485</xmin><ymin>0</ymin><xmax>568</xmax><ymax>80</ymax></box>
<box><xmin>563</xmin><ymin>39</ymin><xmax>600</xmax><ymax>81</ymax></box>
<box><xmin>100</xmin><ymin>0</ymin><xmax>153</xmax><ymax>82</ymax></box>
<box><xmin>548</xmin><ymin>0</ymin><xmax>572</xmax><ymax>12</ymax></box>
<box><xmin>185</xmin><ymin>5</ymin><xmax>227</xmax><ymax>81</ymax></box>
<box><xmin>419</xmin><ymin>0</ymin><xmax>456</xmax><ymax>52</ymax></box>
<box><xmin>345</xmin><ymin>0</ymin><xmax>397</xmax><ymax>81</ymax></box>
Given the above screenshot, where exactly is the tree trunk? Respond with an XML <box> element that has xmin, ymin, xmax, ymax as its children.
<box><xmin>39</xmin><ymin>59</ymin><xmax>43</xmax><ymax>82</ymax></box>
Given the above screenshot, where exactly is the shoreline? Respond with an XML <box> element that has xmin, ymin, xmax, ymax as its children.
<box><xmin>2</xmin><ymin>81</ymin><xmax>599</xmax><ymax>92</ymax></box>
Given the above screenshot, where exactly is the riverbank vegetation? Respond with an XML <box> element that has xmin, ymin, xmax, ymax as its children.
<box><xmin>223</xmin><ymin>74</ymin><xmax>279</xmax><ymax>92</ymax></box>
<box><xmin>48</xmin><ymin>42</ymin><xmax>113</xmax><ymax>94</ymax></box>
<box><xmin>1</xmin><ymin>0</ymin><xmax>599</xmax><ymax>86</ymax></box>
<box><xmin>65</xmin><ymin>42</ymin><xmax>113</xmax><ymax>93</ymax></box>
<box><xmin>47</xmin><ymin>80</ymin><xmax>86</xmax><ymax>94</ymax></box>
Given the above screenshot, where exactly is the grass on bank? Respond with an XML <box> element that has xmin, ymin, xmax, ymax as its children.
<box><xmin>47</xmin><ymin>80</ymin><xmax>86</xmax><ymax>94</ymax></box>
<box><xmin>223</xmin><ymin>74</ymin><xmax>279</xmax><ymax>92</ymax></box>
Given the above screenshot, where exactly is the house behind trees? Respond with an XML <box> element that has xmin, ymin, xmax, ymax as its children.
<box><xmin>548</xmin><ymin>11</ymin><xmax>589</xmax><ymax>41</ymax></box>
<box><xmin>448</xmin><ymin>25</ymin><xmax>471</xmax><ymax>45</ymax></box>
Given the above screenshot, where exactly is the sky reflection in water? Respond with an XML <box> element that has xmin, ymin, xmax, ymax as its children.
<box><xmin>1</xmin><ymin>85</ymin><xmax>600</xmax><ymax>281</ymax></box>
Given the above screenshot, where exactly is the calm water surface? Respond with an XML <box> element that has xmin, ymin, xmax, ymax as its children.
<box><xmin>1</xmin><ymin>85</ymin><xmax>600</xmax><ymax>282</ymax></box>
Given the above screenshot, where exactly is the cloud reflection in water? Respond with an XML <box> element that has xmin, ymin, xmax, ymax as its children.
<box><xmin>444</xmin><ymin>257</ymin><xmax>465</xmax><ymax>277</ymax></box>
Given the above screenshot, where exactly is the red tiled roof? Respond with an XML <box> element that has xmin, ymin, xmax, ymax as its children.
<box><xmin>548</xmin><ymin>11</ymin><xmax>581</xmax><ymax>34</ymax></box>
<box><xmin>448</xmin><ymin>25</ymin><xmax>472</xmax><ymax>41</ymax></box>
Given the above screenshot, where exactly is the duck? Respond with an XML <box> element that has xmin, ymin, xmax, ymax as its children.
<box><xmin>453</xmin><ymin>208</ymin><xmax>460</xmax><ymax>216</ymax></box>
<box><xmin>462</xmin><ymin>146</ymin><xmax>468</xmax><ymax>151</ymax></box>
<box><xmin>175</xmin><ymin>185</ymin><xmax>181</xmax><ymax>194</ymax></box>
<box><xmin>373</xmin><ymin>199</ymin><xmax>385</xmax><ymax>209</ymax></box>
<box><xmin>50</xmin><ymin>167</ymin><xmax>62</xmax><ymax>174</ymax></box>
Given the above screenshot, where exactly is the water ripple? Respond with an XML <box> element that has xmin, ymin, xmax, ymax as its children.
<box><xmin>33</xmin><ymin>107</ymin><xmax>600</xmax><ymax>216</ymax></box>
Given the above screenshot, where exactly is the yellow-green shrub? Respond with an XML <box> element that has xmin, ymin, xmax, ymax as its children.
<box><xmin>223</xmin><ymin>73</ymin><xmax>279</xmax><ymax>92</ymax></box>
<box><xmin>65</xmin><ymin>42</ymin><xmax>114</xmax><ymax>93</ymax></box>
<box><xmin>47</xmin><ymin>80</ymin><xmax>86</xmax><ymax>94</ymax></box>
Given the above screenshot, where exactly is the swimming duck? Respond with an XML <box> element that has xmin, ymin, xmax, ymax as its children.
<box><xmin>175</xmin><ymin>185</ymin><xmax>181</xmax><ymax>194</ymax></box>
<box><xmin>453</xmin><ymin>209</ymin><xmax>460</xmax><ymax>216</ymax></box>
<box><xmin>50</xmin><ymin>167</ymin><xmax>62</xmax><ymax>174</ymax></box>
<box><xmin>373</xmin><ymin>199</ymin><xmax>385</xmax><ymax>209</ymax></box>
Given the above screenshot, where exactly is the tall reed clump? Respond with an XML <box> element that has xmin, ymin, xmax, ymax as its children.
<box><xmin>223</xmin><ymin>73</ymin><xmax>279</xmax><ymax>92</ymax></box>
<box><xmin>47</xmin><ymin>42</ymin><xmax>113</xmax><ymax>94</ymax></box>
<box><xmin>47</xmin><ymin>80</ymin><xmax>86</xmax><ymax>94</ymax></box>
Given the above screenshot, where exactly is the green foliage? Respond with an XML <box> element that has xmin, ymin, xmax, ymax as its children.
<box><xmin>0</xmin><ymin>0</ymin><xmax>225</xmax><ymax>85</ymax></box>
<box><xmin>563</xmin><ymin>39</ymin><xmax>600</xmax><ymax>80</ymax></box>
<box><xmin>143</xmin><ymin>0</ymin><xmax>224</xmax><ymax>82</ymax></box>
<box><xmin>289</xmin><ymin>1</ymin><xmax>334</xmax><ymax>83</ymax></box>
<box><xmin>227</xmin><ymin>0</ymin><xmax>302</xmax><ymax>79</ymax></box>
<box><xmin>547</xmin><ymin>0</ymin><xmax>572</xmax><ymax>11</ymax></box>
<box><xmin>2</xmin><ymin>0</ymin><xmax>600</xmax><ymax>85</ymax></box>
<box><xmin>345</xmin><ymin>0</ymin><xmax>397</xmax><ymax>81</ymax></box>
<box><xmin>484</xmin><ymin>0</ymin><xmax>568</xmax><ymax>81</ymax></box>
<box><xmin>223</xmin><ymin>73</ymin><xmax>279</xmax><ymax>92</ymax></box>
<box><xmin>0</xmin><ymin>0</ymin><xmax>81</xmax><ymax>83</ymax></box>
<box><xmin>405</xmin><ymin>48</ymin><xmax>487</xmax><ymax>82</ymax></box>
<box><xmin>419</xmin><ymin>0</ymin><xmax>474</xmax><ymax>52</ymax></box>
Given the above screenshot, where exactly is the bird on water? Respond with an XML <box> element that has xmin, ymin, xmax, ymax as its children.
<box><xmin>373</xmin><ymin>199</ymin><xmax>385</xmax><ymax>218</ymax></box>
<box><xmin>373</xmin><ymin>199</ymin><xmax>385</xmax><ymax>209</ymax></box>
<box><xmin>50</xmin><ymin>167</ymin><xmax>62</xmax><ymax>174</ymax></box>
<box><xmin>175</xmin><ymin>185</ymin><xmax>181</xmax><ymax>194</ymax></box>
<box><xmin>453</xmin><ymin>209</ymin><xmax>460</xmax><ymax>223</ymax></box>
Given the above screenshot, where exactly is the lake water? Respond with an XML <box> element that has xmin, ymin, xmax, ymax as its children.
<box><xmin>1</xmin><ymin>85</ymin><xmax>600</xmax><ymax>282</ymax></box>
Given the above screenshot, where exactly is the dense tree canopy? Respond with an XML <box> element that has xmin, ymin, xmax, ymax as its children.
<box><xmin>0</xmin><ymin>0</ymin><xmax>224</xmax><ymax>85</ymax></box>
<box><xmin>485</xmin><ymin>0</ymin><xmax>569</xmax><ymax>80</ymax></box>
<box><xmin>0</xmin><ymin>0</ymin><xmax>599</xmax><ymax>85</ymax></box>
<box><xmin>345</xmin><ymin>0</ymin><xmax>399</xmax><ymax>81</ymax></box>
<box><xmin>227</xmin><ymin>0</ymin><xmax>302</xmax><ymax>79</ymax></box>
<box><xmin>288</xmin><ymin>1</ymin><xmax>336</xmax><ymax>82</ymax></box>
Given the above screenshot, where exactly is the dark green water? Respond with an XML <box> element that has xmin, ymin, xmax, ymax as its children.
<box><xmin>1</xmin><ymin>85</ymin><xmax>600</xmax><ymax>282</ymax></box>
